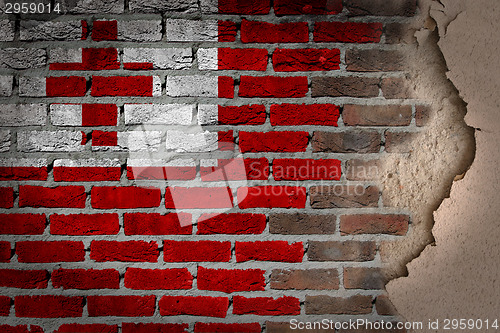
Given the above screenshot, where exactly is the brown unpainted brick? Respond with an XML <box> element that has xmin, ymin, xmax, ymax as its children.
<box><xmin>343</xmin><ymin>105</ymin><xmax>412</xmax><ymax>126</ymax></box>
<box><xmin>381</xmin><ymin>77</ymin><xmax>415</xmax><ymax>99</ymax></box>
<box><xmin>308</xmin><ymin>241</ymin><xmax>376</xmax><ymax>261</ymax></box>
<box><xmin>310</xmin><ymin>185</ymin><xmax>379</xmax><ymax>208</ymax></box>
<box><xmin>266</xmin><ymin>321</ymin><xmax>332</xmax><ymax>333</ymax></box>
<box><xmin>340</xmin><ymin>214</ymin><xmax>410</xmax><ymax>235</ymax></box>
<box><xmin>385</xmin><ymin>131</ymin><xmax>419</xmax><ymax>153</ymax></box>
<box><xmin>305</xmin><ymin>295</ymin><xmax>373</xmax><ymax>315</ymax></box>
<box><xmin>346</xmin><ymin>49</ymin><xmax>406</xmax><ymax>72</ymax></box>
<box><xmin>375</xmin><ymin>295</ymin><xmax>399</xmax><ymax>315</ymax></box>
<box><xmin>311</xmin><ymin>77</ymin><xmax>379</xmax><ymax>98</ymax></box>
<box><xmin>312</xmin><ymin>131</ymin><xmax>381</xmax><ymax>153</ymax></box>
<box><xmin>269</xmin><ymin>213</ymin><xmax>335</xmax><ymax>234</ymax></box>
<box><xmin>270</xmin><ymin>269</ymin><xmax>339</xmax><ymax>290</ymax></box>
<box><xmin>385</xmin><ymin>23</ymin><xmax>417</xmax><ymax>44</ymax></box>
<box><xmin>345</xmin><ymin>0</ymin><xmax>417</xmax><ymax>16</ymax></box>
<box><xmin>346</xmin><ymin>159</ymin><xmax>381</xmax><ymax>181</ymax></box>
<box><xmin>344</xmin><ymin>267</ymin><xmax>386</xmax><ymax>289</ymax></box>
<box><xmin>415</xmin><ymin>105</ymin><xmax>432</xmax><ymax>126</ymax></box>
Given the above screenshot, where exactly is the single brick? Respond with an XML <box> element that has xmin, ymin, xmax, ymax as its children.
<box><xmin>20</xmin><ymin>20</ymin><xmax>85</xmax><ymax>41</ymax></box>
<box><xmin>0</xmin><ymin>188</ymin><xmax>13</xmax><ymax>208</ymax></box>
<box><xmin>233</xmin><ymin>296</ymin><xmax>300</xmax><ymax>316</ymax></box>
<box><xmin>0</xmin><ymin>75</ymin><xmax>13</xmax><ymax>96</ymax></box>
<box><xmin>274</xmin><ymin>0</ymin><xmax>342</xmax><ymax>14</ymax></box>
<box><xmin>124</xmin><ymin>48</ymin><xmax>192</xmax><ymax>70</ymax></box>
<box><xmin>55</xmin><ymin>324</ymin><xmax>118</xmax><ymax>333</ymax></box>
<box><xmin>308</xmin><ymin>241</ymin><xmax>376</xmax><ymax>261</ymax></box>
<box><xmin>269</xmin><ymin>213</ymin><xmax>336</xmax><ymax>234</ymax></box>
<box><xmin>129</xmin><ymin>0</ymin><xmax>198</xmax><ymax>13</ymax></box>
<box><xmin>50</xmin><ymin>104</ymin><xmax>118</xmax><ymax>127</ymax></box>
<box><xmin>159</xmin><ymin>296</ymin><xmax>228</xmax><ymax>318</ymax></box>
<box><xmin>91</xmin><ymin>186</ymin><xmax>161</xmax><ymax>209</ymax></box>
<box><xmin>0</xmin><ymin>296</ymin><xmax>10</xmax><ymax>316</ymax></box>
<box><xmin>0</xmin><ymin>242</ymin><xmax>11</xmax><ymax>262</ymax></box>
<box><xmin>166</xmin><ymin>19</ymin><xmax>218</xmax><ymax>42</ymax></box>
<box><xmin>270</xmin><ymin>269</ymin><xmax>339</xmax><ymax>290</ymax></box>
<box><xmin>165</xmin><ymin>187</ymin><xmax>233</xmax><ymax>209</ymax></box>
<box><xmin>273</xmin><ymin>159</ymin><xmax>341</xmax><ymax>180</ymax></box>
<box><xmin>311</xmin><ymin>76</ymin><xmax>379</xmax><ymax>97</ymax></box>
<box><xmin>122</xmin><ymin>323</ymin><xmax>188</xmax><ymax>333</ymax></box>
<box><xmin>0</xmin><ymin>214</ymin><xmax>46</xmax><ymax>235</ymax></box>
<box><xmin>385</xmin><ymin>132</ymin><xmax>419</xmax><ymax>153</ymax></box>
<box><xmin>50</xmin><ymin>48</ymin><xmax>120</xmax><ymax>70</ymax></box>
<box><xmin>312</xmin><ymin>131</ymin><xmax>381</xmax><ymax>153</ymax></box>
<box><xmin>52</xmin><ymin>269</ymin><xmax>119</xmax><ymax>290</ymax></box>
<box><xmin>344</xmin><ymin>267</ymin><xmax>386</xmax><ymax>289</ymax></box>
<box><xmin>90</xmin><ymin>241</ymin><xmax>159</xmax><ymax>262</ymax></box>
<box><xmin>0</xmin><ymin>20</ymin><xmax>15</xmax><ymax>41</ymax></box>
<box><xmin>198</xmin><ymin>267</ymin><xmax>265</xmax><ymax>293</ymax></box>
<box><xmin>124</xmin><ymin>213</ymin><xmax>192</xmax><ymax>235</ymax></box>
<box><xmin>17</xmin><ymin>131</ymin><xmax>84</xmax><ymax>152</ymax></box>
<box><xmin>48</xmin><ymin>76</ymin><xmax>87</xmax><ymax>97</ymax></box>
<box><xmin>195</xmin><ymin>323</ymin><xmax>261</xmax><ymax>333</ymax></box>
<box><xmin>235</xmin><ymin>241</ymin><xmax>303</xmax><ymax>262</ymax></box>
<box><xmin>217</xmin><ymin>105</ymin><xmax>266</xmax><ymax>125</ymax></box>
<box><xmin>166</xmin><ymin>75</ymin><xmax>228</xmax><ymax>98</ymax></box>
<box><xmin>53</xmin><ymin>159</ymin><xmax>121</xmax><ymax>182</ymax></box>
<box><xmin>217</xmin><ymin>0</ymin><xmax>270</xmax><ymax>14</ymax></box>
<box><xmin>238</xmin><ymin>186</ymin><xmax>307</xmax><ymax>209</ymax></box>
<box><xmin>197</xmin><ymin>213</ymin><xmax>266</xmax><ymax>234</ymax></box>
<box><xmin>200</xmin><ymin>158</ymin><xmax>269</xmax><ymax>181</ymax></box>
<box><xmin>346</xmin><ymin>159</ymin><xmax>381</xmax><ymax>180</ymax></box>
<box><xmin>305</xmin><ymin>295</ymin><xmax>372</xmax><ymax>314</ymax></box>
<box><xmin>345</xmin><ymin>0</ymin><xmax>417</xmax><ymax>16</ymax></box>
<box><xmin>386</xmin><ymin>23</ymin><xmax>417</xmax><ymax>44</ymax></box>
<box><xmin>218</xmin><ymin>20</ymin><xmax>237</xmax><ymax>42</ymax></box>
<box><xmin>125</xmin><ymin>104</ymin><xmax>193</xmax><ymax>125</ymax></box>
<box><xmin>239</xmin><ymin>131</ymin><xmax>308</xmax><ymax>153</ymax></box>
<box><xmin>0</xmin><ymin>160</ymin><xmax>40</xmax><ymax>182</ymax></box>
<box><xmin>15</xmin><ymin>296</ymin><xmax>84</xmax><ymax>318</ymax></box>
<box><xmin>375</xmin><ymin>295</ymin><xmax>399</xmax><ymax>316</ymax></box>
<box><xmin>381</xmin><ymin>77</ymin><xmax>415</xmax><ymax>99</ymax></box>
<box><xmin>314</xmin><ymin>22</ymin><xmax>383</xmax><ymax>43</ymax></box>
<box><xmin>416</xmin><ymin>105</ymin><xmax>432</xmax><ymax>127</ymax></box>
<box><xmin>164</xmin><ymin>240</ymin><xmax>231</xmax><ymax>262</ymax></box>
<box><xmin>50</xmin><ymin>213</ymin><xmax>119</xmax><ymax>236</ymax></box>
<box><xmin>310</xmin><ymin>185</ymin><xmax>379</xmax><ymax>208</ymax></box>
<box><xmin>198</xmin><ymin>48</ymin><xmax>268</xmax><ymax>71</ymax></box>
<box><xmin>0</xmin><ymin>48</ymin><xmax>46</xmax><ymax>69</ymax></box>
<box><xmin>239</xmin><ymin>76</ymin><xmax>308</xmax><ymax>98</ymax></box>
<box><xmin>0</xmin><ymin>104</ymin><xmax>46</xmax><ymax>126</ymax></box>
<box><xmin>87</xmin><ymin>295</ymin><xmax>155</xmax><ymax>317</ymax></box>
<box><xmin>270</xmin><ymin>103</ymin><xmax>339</xmax><ymax>126</ymax></box>
<box><xmin>19</xmin><ymin>186</ymin><xmax>85</xmax><ymax>208</ymax></box>
<box><xmin>0</xmin><ymin>269</ymin><xmax>48</xmax><ymax>289</ymax></box>
<box><xmin>124</xmin><ymin>268</ymin><xmax>192</xmax><ymax>290</ymax></box>
<box><xmin>340</xmin><ymin>214</ymin><xmax>409</xmax><ymax>235</ymax></box>
<box><xmin>16</xmin><ymin>241</ymin><xmax>84</xmax><ymax>263</ymax></box>
<box><xmin>346</xmin><ymin>49</ymin><xmax>406</xmax><ymax>72</ymax></box>
<box><xmin>273</xmin><ymin>48</ymin><xmax>340</xmax><ymax>71</ymax></box>
<box><xmin>241</xmin><ymin>20</ymin><xmax>308</xmax><ymax>43</ymax></box>
<box><xmin>91</xmin><ymin>76</ymin><xmax>161</xmax><ymax>97</ymax></box>
<box><xmin>127</xmin><ymin>159</ymin><xmax>196</xmax><ymax>180</ymax></box>
<box><xmin>165</xmin><ymin>130</ymin><xmax>218</xmax><ymax>152</ymax></box>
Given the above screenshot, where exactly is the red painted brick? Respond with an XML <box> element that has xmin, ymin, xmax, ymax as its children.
<box><xmin>164</xmin><ymin>240</ymin><xmax>231</xmax><ymax>262</ymax></box>
<box><xmin>0</xmin><ymin>166</ymin><xmax>47</xmax><ymax>181</ymax></box>
<box><xmin>0</xmin><ymin>296</ymin><xmax>10</xmax><ymax>316</ymax></box>
<box><xmin>241</xmin><ymin>20</ymin><xmax>308</xmax><ymax>43</ymax></box>
<box><xmin>274</xmin><ymin>0</ymin><xmax>342</xmax><ymax>14</ymax></box>
<box><xmin>91</xmin><ymin>130</ymin><xmax>117</xmax><ymax>146</ymax></box>
<box><xmin>19</xmin><ymin>186</ymin><xmax>86</xmax><ymax>208</ymax></box>
<box><xmin>91</xmin><ymin>186</ymin><xmax>161</xmax><ymax>209</ymax></box>
<box><xmin>81</xmin><ymin>20</ymin><xmax>88</xmax><ymax>39</ymax></box>
<box><xmin>81</xmin><ymin>104</ymin><xmax>118</xmax><ymax>126</ymax></box>
<box><xmin>198</xmin><ymin>266</ymin><xmax>265</xmax><ymax>293</ymax></box>
<box><xmin>0</xmin><ymin>269</ymin><xmax>48</xmax><ymax>289</ymax></box>
<box><xmin>52</xmin><ymin>269</ymin><xmax>119</xmax><ymax>290</ymax></box>
<box><xmin>200</xmin><ymin>158</ymin><xmax>269</xmax><ymax>181</ymax></box>
<box><xmin>239</xmin><ymin>76</ymin><xmax>308</xmax><ymax>98</ymax></box>
<box><xmin>165</xmin><ymin>187</ymin><xmax>233</xmax><ymax>209</ymax></box>
<box><xmin>314</xmin><ymin>22</ymin><xmax>383</xmax><ymax>43</ymax></box>
<box><xmin>218</xmin><ymin>20</ymin><xmax>237</xmax><ymax>42</ymax></box>
<box><xmin>0</xmin><ymin>242</ymin><xmax>11</xmax><ymax>262</ymax></box>
<box><xmin>0</xmin><ymin>325</ymin><xmax>43</xmax><ymax>333</ymax></box>
<box><xmin>218</xmin><ymin>48</ymin><xmax>268</xmax><ymax>71</ymax></box>
<box><xmin>50</xmin><ymin>48</ymin><xmax>120</xmax><ymax>71</ymax></box>
<box><xmin>197</xmin><ymin>213</ymin><xmax>266</xmax><ymax>234</ymax></box>
<box><xmin>15</xmin><ymin>295</ymin><xmax>84</xmax><ymax>318</ymax></box>
<box><xmin>219</xmin><ymin>0</ymin><xmax>270</xmax><ymax>14</ymax></box>
<box><xmin>91</xmin><ymin>76</ymin><xmax>155</xmax><ymax>97</ymax></box>
<box><xmin>92</xmin><ymin>20</ymin><xmax>118</xmax><ymax>41</ymax></box>
<box><xmin>270</xmin><ymin>103</ymin><xmax>340</xmax><ymax>126</ymax></box>
<box><xmin>218</xmin><ymin>76</ymin><xmax>234</xmax><ymax>99</ymax></box>
<box><xmin>273</xmin><ymin>48</ymin><xmax>340</xmax><ymax>71</ymax></box>
<box><xmin>219</xmin><ymin>105</ymin><xmax>266</xmax><ymax>125</ymax></box>
<box><xmin>122</xmin><ymin>323</ymin><xmax>188</xmax><ymax>333</ymax></box>
<box><xmin>237</xmin><ymin>186</ymin><xmax>307</xmax><ymax>209</ymax></box>
<box><xmin>340</xmin><ymin>214</ymin><xmax>410</xmax><ymax>235</ymax></box>
<box><xmin>235</xmin><ymin>241</ymin><xmax>304</xmax><ymax>262</ymax></box>
<box><xmin>195</xmin><ymin>323</ymin><xmax>261</xmax><ymax>333</ymax></box>
<box><xmin>55</xmin><ymin>324</ymin><xmax>118</xmax><ymax>333</ymax></box>
<box><xmin>16</xmin><ymin>241</ymin><xmax>84</xmax><ymax>263</ymax></box>
<box><xmin>54</xmin><ymin>166</ymin><xmax>121</xmax><ymax>181</ymax></box>
<box><xmin>159</xmin><ymin>296</ymin><xmax>228</xmax><ymax>318</ymax></box>
<box><xmin>90</xmin><ymin>240</ymin><xmax>159</xmax><ymax>262</ymax></box>
<box><xmin>87</xmin><ymin>295</ymin><xmax>155</xmax><ymax>317</ymax></box>
<box><xmin>218</xmin><ymin>130</ymin><xmax>235</xmax><ymax>151</ymax></box>
<box><xmin>127</xmin><ymin>165</ymin><xmax>196</xmax><ymax>180</ymax></box>
<box><xmin>0</xmin><ymin>188</ymin><xmax>13</xmax><ymax>208</ymax></box>
<box><xmin>124</xmin><ymin>213</ymin><xmax>192</xmax><ymax>235</ymax></box>
<box><xmin>0</xmin><ymin>214</ymin><xmax>45</xmax><ymax>235</ymax></box>
<box><xmin>239</xmin><ymin>131</ymin><xmax>308</xmax><ymax>153</ymax></box>
<box><xmin>273</xmin><ymin>159</ymin><xmax>342</xmax><ymax>180</ymax></box>
<box><xmin>124</xmin><ymin>62</ymin><xmax>153</xmax><ymax>70</ymax></box>
<box><xmin>124</xmin><ymin>268</ymin><xmax>192</xmax><ymax>290</ymax></box>
<box><xmin>232</xmin><ymin>296</ymin><xmax>300</xmax><ymax>315</ymax></box>
<box><xmin>46</xmin><ymin>76</ymin><xmax>86</xmax><ymax>97</ymax></box>
<box><xmin>50</xmin><ymin>214</ymin><xmax>119</xmax><ymax>235</ymax></box>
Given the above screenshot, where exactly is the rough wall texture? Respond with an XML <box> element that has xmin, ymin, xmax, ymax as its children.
<box><xmin>0</xmin><ymin>0</ymin><xmax>477</xmax><ymax>332</ymax></box>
